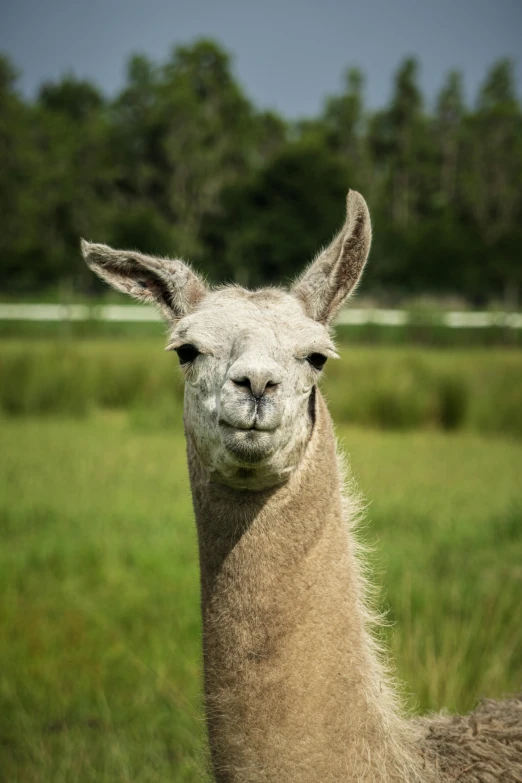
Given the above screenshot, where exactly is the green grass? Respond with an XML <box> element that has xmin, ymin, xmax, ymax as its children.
<box><xmin>1</xmin><ymin>339</ymin><xmax>522</xmax><ymax>437</ymax></box>
<box><xmin>1</xmin><ymin>410</ymin><xmax>521</xmax><ymax>782</ymax></box>
<box><xmin>0</xmin><ymin>415</ymin><xmax>205</xmax><ymax>782</ymax></box>
<box><xmin>327</xmin><ymin>345</ymin><xmax>522</xmax><ymax>436</ymax></box>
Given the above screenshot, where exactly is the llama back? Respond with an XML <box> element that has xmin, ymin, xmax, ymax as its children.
<box><xmin>418</xmin><ymin>696</ymin><xmax>522</xmax><ymax>782</ymax></box>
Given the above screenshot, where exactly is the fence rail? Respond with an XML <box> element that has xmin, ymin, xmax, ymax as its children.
<box><xmin>0</xmin><ymin>303</ymin><xmax>521</xmax><ymax>329</ymax></box>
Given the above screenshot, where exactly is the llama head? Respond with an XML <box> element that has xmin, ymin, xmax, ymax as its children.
<box><xmin>82</xmin><ymin>190</ymin><xmax>371</xmax><ymax>490</ymax></box>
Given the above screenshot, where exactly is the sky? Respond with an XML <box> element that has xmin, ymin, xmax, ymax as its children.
<box><xmin>1</xmin><ymin>0</ymin><xmax>521</xmax><ymax>118</ymax></box>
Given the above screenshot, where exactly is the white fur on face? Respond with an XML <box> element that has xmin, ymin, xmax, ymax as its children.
<box><xmin>168</xmin><ymin>287</ymin><xmax>337</xmax><ymax>490</ymax></box>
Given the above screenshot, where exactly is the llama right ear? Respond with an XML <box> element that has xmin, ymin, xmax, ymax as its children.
<box><xmin>80</xmin><ymin>240</ymin><xmax>207</xmax><ymax>322</ymax></box>
<box><xmin>292</xmin><ymin>190</ymin><xmax>371</xmax><ymax>325</ymax></box>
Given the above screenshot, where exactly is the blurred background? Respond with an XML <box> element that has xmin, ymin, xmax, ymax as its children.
<box><xmin>1</xmin><ymin>1</ymin><xmax>521</xmax><ymax>781</ymax></box>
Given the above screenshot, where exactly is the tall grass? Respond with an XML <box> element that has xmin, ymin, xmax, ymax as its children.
<box><xmin>0</xmin><ymin>340</ymin><xmax>184</xmax><ymax>417</ymax></box>
<box><xmin>325</xmin><ymin>347</ymin><xmax>522</xmax><ymax>436</ymax></box>
<box><xmin>1</xmin><ymin>339</ymin><xmax>521</xmax><ymax>437</ymax></box>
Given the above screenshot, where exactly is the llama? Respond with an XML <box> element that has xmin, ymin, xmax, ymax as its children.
<box><xmin>82</xmin><ymin>190</ymin><xmax>522</xmax><ymax>782</ymax></box>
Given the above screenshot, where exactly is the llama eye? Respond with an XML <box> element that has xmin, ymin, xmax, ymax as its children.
<box><xmin>175</xmin><ymin>344</ymin><xmax>200</xmax><ymax>365</ymax></box>
<box><xmin>307</xmin><ymin>353</ymin><xmax>328</xmax><ymax>371</ymax></box>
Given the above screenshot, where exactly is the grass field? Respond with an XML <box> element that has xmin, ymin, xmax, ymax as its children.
<box><xmin>2</xmin><ymin>339</ymin><xmax>522</xmax><ymax>436</ymax></box>
<box><xmin>1</xmin><ymin>339</ymin><xmax>522</xmax><ymax>782</ymax></box>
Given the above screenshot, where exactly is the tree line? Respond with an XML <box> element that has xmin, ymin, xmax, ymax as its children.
<box><xmin>1</xmin><ymin>40</ymin><xmax>521</xmax><ymax>304</ymax></box>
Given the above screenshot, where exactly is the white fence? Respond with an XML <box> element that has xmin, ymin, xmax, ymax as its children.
<box><xmin>336</xmin><ymin>309</ymin><xmax>522</xmax><ymax>329</ymax></box>
<box><xmin>0</xmin><ymin>303</ymin><xmax>521</xmax><ymax>329</ymax></box>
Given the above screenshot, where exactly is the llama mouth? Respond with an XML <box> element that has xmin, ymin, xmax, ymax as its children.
<box><xmin>219</xmin><ymin>420</ymin><xmax>255</xmax><ymax>431</ymax></box>
<box><xmin>219</xmin><ymin>422</ymin><xmax>276</xmax><ymax>463</ymax></box>
<box><xmin>218</xmin><ymin>419</ymin><xmax>276</xmax><ymax>434</ymax></box>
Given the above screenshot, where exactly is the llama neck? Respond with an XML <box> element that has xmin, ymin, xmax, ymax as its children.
<box><xmin>187</xmin><ymin>392</ymin><xmax>424</xmax><ymax>783</ymax></box>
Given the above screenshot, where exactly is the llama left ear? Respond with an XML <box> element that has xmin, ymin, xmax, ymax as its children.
<box><xmin>292</xmin><ymin>190</ymin><xmax>371</xmax><ymax>325</ymax></box>
<box><xmin>81</xmin><ymin>240</ymin><xmax>207</xmax><ymax>322</ymax></box>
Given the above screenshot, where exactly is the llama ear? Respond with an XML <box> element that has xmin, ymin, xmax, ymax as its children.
<box><xmin>292</xmin><ymin>190</ymin><xmax>371</xmax><ymax>325</ymax></box>
<box><xmin>80</xmin><ymin>240</ymin><xmax>207</xmax><ymax>321</ymax></box>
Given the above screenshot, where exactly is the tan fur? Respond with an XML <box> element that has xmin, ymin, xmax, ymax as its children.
<box><xmin>81</xmin><ymin>189</ymin><xmax>522</xmax><ymax>782</ymax></box>
<box><xmin>189</xmin><ymin>391</ymin><xmax>429</xmax><ymax>782</ymax></box>
<box><xmin>420</xmin><ymin>697</ymin><xmax>522</xmax><ymax>782</ymax></box>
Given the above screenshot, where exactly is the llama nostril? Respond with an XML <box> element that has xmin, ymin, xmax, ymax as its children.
<box><xmin>263</xmin><ymin>380</ymin><xmax>280</xmax><ymax>394</ymax></box>
<box><xmin>232</xmin><ymin>376</ymin><xmax>253</xmax><ymax>391</ymax></box>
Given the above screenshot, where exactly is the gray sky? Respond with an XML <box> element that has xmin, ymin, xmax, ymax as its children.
<box><xmin>1</xmin><ymin>0</ymin><xmax>521</xmax><ymax>117</ymax></box>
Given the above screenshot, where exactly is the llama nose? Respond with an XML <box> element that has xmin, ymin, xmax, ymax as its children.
<box><xmin>229</xmin><ymin>364</ymin><xmax>282</xmax><ymax>399</ymax></box>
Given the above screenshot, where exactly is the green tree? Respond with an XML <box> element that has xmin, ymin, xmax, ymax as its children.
<box><xmin>108</xmin><ymin>54</ymin><xmax>175</xmax><ymax>255</ymax></box>
<box><xmin>33</xmin><ymin>75</ymin><xmax>116</xmax><ymax>289</ymax></box>
<box><xmin>1</xmin><ymin>42</ymin><xmax>521</xmax><ymax>303</ymax></box>
<box><xmin>158</xmin><ymin>40</ymin><xmax>257</xmax><ymax>258</ymax></box>
<box><xmin>323</xmin><ymin>69</ymin><xmax>364</xmax><ymax>158</ymax></box>
<box><xmin>39</xmin><ymin>75</ymin><xmax>104</xmax><ymax>121</ymax></box>
<box><xmin>435</xmin><ymin>71</ymin><xmax>464</xmax><ymax>208</ymax></box>
<box><xmin>369</xmin><ymin>58</ymin><xmax>428</xmax><ymax>227</ymax></box>
<box><xmin>464</xmin><ymin>60</ymin><xmax>521</xmax><ymax>242</ymax></box>
<box><xmin>463</xmin><ymin>60</ymin><xmax>522</xmax><ymax>303</ymax></box>
<box><xmin>0</xmin><ymin>56</ymin><xmax>44</xmax><ymax>291</ymax></box>
<box><xmin>202</xmin><ymin>141</ymin><xmax>351</xmax><ymax>287</ymax></box>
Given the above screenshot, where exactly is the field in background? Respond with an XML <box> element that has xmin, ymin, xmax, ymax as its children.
<box><xmin>1</xmin><ymin>338</ymin><xmax>522</xmax><ymax>436</ymax></box>
<box><xmin>1</xmin><ymin>336</ymin><xmax>522</xmax><ymax>781</ymax></box>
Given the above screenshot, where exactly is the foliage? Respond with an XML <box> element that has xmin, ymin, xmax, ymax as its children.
<box><xmin>201</xmin><ymin>140</ymin><xmax>350</xmax><ymax>285</ymax></box>
<box><xmin>1</xmin><ymin>44</ymin><xmax>521</xmax><ymax>303</ymax></box>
